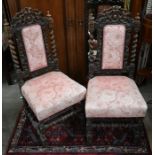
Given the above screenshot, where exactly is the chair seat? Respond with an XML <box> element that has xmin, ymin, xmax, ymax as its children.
<box><xmin>21</xmin><ymin>71</ymin><xmax>86</xmax><ymax>121</ymax></box>
<box><xmin>85</xmin><ymin>76</ymin><xmax>147</xmax><ymax>118</ymax></box>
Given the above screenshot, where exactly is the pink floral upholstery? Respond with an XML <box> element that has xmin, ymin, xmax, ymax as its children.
<box><xmin>85</xmin><ymin>76</ymin><xmax>147</xmax><ymax>118</ymax></box>
<box><xmin>22</xmin><ymin>24</ymin><xmax>48</xmax><ymax>72</ymax></box>
<box><xmin>102</xmin><ymin>25</ymin><xmax>125</xmax><ymax>69</ymax></box>
<box><xmin>21</xmin><ymin>71</ymin><xmax>86</xmax><ymax>121</ymax></box>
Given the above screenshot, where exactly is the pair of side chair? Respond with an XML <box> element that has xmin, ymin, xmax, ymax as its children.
<box><xmin>7</xmin><ymin>7</ymin><xmax>147</xmax><ymax>145</ymax></box>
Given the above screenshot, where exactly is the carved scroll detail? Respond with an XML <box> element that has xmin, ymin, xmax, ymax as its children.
<box><xmin>11</xmin><ymin>7</ymin><xmax>43</xmax><ymax>30</ymax></box>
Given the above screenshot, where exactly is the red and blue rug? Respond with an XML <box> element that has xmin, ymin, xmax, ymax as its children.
<box><xmin>6</xmin><ymin>108</ymin><xmax>151</xmax><ymax>155</ymax></box>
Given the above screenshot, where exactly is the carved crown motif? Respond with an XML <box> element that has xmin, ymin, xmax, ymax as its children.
<box><xmin>11</xmin><ymin>7</ymin><xmax>48</xmax><ymax>31</ymax></box>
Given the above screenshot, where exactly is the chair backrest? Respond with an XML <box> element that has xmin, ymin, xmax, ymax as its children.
<box><xmin>9</xmin><ymin>7</ymin><xmax>58</xmax><ymax>85</ymax></box>
<box><xmin>88</xmin><ymin>6</ymin><xmax>140</xmax><ymax>79</ymax></box>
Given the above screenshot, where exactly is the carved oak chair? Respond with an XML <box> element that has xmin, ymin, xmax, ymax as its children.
<box><xmin>7</xmin><ymin>7</ymin><xmax>86</xmax><ymax>144</ymax></box>
<box><xmin>86</xmin><ymin>6</ymin><xmax>148</xmax><ymax>143</ymax></box>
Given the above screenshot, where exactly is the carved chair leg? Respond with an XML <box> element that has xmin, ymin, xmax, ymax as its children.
<box><xmin>86</xmin><ymin>118</ymin><xmax>144</xmax><ymax>146</ymax></box>
<box><xmin>86</xmin><ymin>119</ymin><xmax>93</xmax><ymax>145</ymax></box>
<box><xmin>25</xmin><ymin>107</ymin><xmax>48</xmax><ymax>145</ymax></box>
<box><xmin>38</xmin><ymin>124</ymin><xmax>48</xmax><ymax>146</ymax></box>
<box><xmin>25</xmin><ymin>102</ymin><xmax>85</xmax><ymax>145</ymax></box>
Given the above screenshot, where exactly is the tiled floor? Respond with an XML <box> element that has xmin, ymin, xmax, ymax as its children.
<box><xmin>2</xmin><ymin>77</ymin><xmax>152</xmax><ymax>155</ymax></box>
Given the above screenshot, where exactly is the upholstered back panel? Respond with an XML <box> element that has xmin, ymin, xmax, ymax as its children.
<box><xmin>102</xmin><ymin>24</ymin><xmax>125</xmax><ymax>69</ymax></box>
<box><xmin>22</xmin><ymin>24</ymin><xmax>48</xmax><ymax>72</ymax></box>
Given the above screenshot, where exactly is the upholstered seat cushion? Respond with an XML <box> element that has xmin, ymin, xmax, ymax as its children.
<box><xmin>21</xmin><ymin>71</ymin><xmax>86</xmax><ymax>121</ymax></box>
<box><xmin>85</xmin><ymin>76</ymin><xmax>147</xmax><ymax>118</ymax></box>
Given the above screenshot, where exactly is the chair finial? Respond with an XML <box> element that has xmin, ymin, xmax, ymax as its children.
<box><xmin>46</xmin><ymin>10</ymin><xmax>51</xmax><ymax>17</ymax></box>
<box><xmin>135</xmin><ymin>12</ymin><xmax>140</xmax><ymax>21</ymax></box>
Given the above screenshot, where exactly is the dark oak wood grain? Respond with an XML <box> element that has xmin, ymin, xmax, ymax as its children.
<box><xmin>65</xmin><ymin>0</ymin><xmax>77</xmax><ymax>79</ymax></box>
<box><xmin>75</xmin><ymin>0</ymin><xmax>87</xmax><ymax>84</ymax></box>
<box><xmin>130</xmin><ymin>0</ymin><xmax>145</xmax><ymax>17</ymax></box>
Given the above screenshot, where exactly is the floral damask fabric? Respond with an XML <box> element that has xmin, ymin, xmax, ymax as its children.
<box><xmin>21</xmin><ymin>71</ymin><xmax>86</xmax><ymax>121</ymax></box>
<box><xmin>102</xmin><ymin>24</ymin><xmax>125</xmax><ymax>69</ymax></box>
<box><xmin>85</xmin><ymin>76</ymin><xmax>147</xmax><ymax>118</ymax></box>
<box><xmin>22</xmin><ymin>24</ymin><xmax>48</xmax><ymax>72</ymax></box>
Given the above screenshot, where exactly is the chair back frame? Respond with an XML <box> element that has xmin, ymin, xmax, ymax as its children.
<box><xmin>9</xmin><ymin>7</ymin><xmax>59</xmax><ymax>85</ymax></box>
<box><xmin>88</xmin><ymin>6</ymin><xmax>140</xmax><ymax>79</ymax></box>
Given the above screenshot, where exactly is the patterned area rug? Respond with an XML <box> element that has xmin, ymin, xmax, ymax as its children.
<box><xmin>6</xmin><ymin>107</ymin><xmax>151</xmax><ymax>155</ymax></box>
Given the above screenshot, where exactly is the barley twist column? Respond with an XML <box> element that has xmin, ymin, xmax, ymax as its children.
<box><xmin>129</xmin><ymin>14</ymin><xmax>140</xmax><ymax>78</ymax></box>
<box><xmin>3</xmin><ymin>19</ymin><xmax>21</xmax><ymax>72</ymax></box>
<box><xmin>46</xmin><ymin>11</ymin><xmax>58</xmax><ymax>68</ymax></box>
